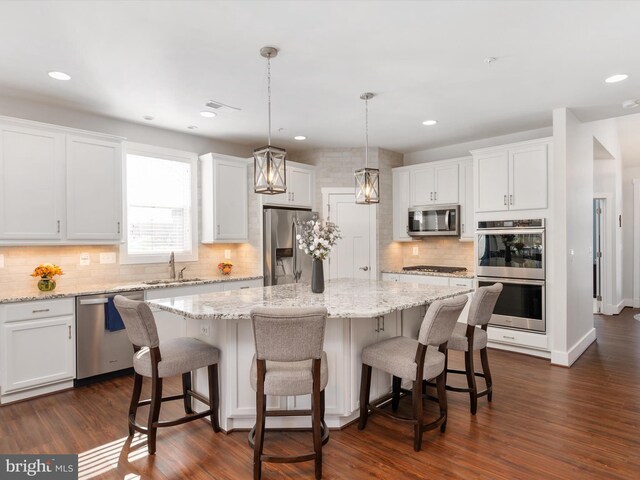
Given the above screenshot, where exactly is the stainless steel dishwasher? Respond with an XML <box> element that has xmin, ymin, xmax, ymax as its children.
<box><xmin>76</xmin><ymin>290</ymin><xmax>143</xmax><ymax>381</ymax></box>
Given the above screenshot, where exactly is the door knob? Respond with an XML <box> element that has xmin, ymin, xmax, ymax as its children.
<box><xmin>360</xmin><ymin>266</ymin><xmax>369</xmax><ymax>271</ymax></box>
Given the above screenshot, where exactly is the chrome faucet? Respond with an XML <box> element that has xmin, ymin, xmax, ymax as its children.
<box><xmin>169</xmin><ymin>252</ymin><xmax>176</xmax><ymax>280</ymax></box>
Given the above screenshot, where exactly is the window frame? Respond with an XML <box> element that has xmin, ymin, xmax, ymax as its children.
<box><xmin>120</xmin><ymin>142</ymin><xmax>199</xmax><ymax>265</ymax></box>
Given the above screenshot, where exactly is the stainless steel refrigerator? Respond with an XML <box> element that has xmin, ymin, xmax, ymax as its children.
<box><xmin>263</xmin><ymin>207</ymin><xmax>317</xmax><ymax>286</ymax></box>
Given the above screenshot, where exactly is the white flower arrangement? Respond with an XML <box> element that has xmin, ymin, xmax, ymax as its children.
<box><xmin>296</xmin><ymin>219</ymin><xmax>342</xmax><ymax>261</ymax></box>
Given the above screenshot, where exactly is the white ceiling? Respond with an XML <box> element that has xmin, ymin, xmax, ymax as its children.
<box><xmin>0</xmin><ymin>1</ymin><xmax>639</xmax><ymax>154</ymax></box>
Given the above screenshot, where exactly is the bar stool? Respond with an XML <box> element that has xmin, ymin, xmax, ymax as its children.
<box><xmin>248</xmin><ymin>307</ymin><xmax>329</xmax><ymax>480</ymax></box>
<box><xmin>445</xmin><ymin>283</ymin><xmax>503</xmax><ymax>414</ymax></box>
<box><xmin>114</xmin><ymin>295</ymin><xmax>221</xmax><ymax>454</ymax></box>
<box><xmin>358</xmin><ymin>295</ymin><xmax>468</xmax><ymax>451</ymax></box>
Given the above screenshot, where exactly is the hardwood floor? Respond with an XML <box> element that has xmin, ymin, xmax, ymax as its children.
<box><xmin>1</xmin><ymin>310</ymin><xmax>639</xmax><ymax>479</ymax></box>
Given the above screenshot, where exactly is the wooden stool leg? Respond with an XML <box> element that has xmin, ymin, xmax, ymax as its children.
<box><xmin>480</xmin><ymin>347</ymin><xmax>493</xmax><ymax>402</ymax></box>
<box><xmin>436</xmin><ymin>371</ymin><xmax>448</xmax><ymax>433</ymax></box>
<box><xmin>465</xmin><ymin>350</ymin><xmax>478</xmax><ymax>415</ymax></box>
<box><xmin>208</xmin><ymin>364</ymin><xmax>221</xmax><ymax>432</ymax></box>
<box><xmin>412</xmin><ymin>378</ymin><xmax>424</xmax><ymax>452</ymax></box>
<box><xmin>320</xmin><ymin>389</ymin><xmax>326</xmax><ymax>421</ymax></box>
<box><xmin>182</xmin><ymin>372</ymin><xmax>193</xmax><ymax>414</ymax></box>
<box><xmin>358</xmin><ymin>364</ymin><xmax>372</xmax><ymax>430</ymax></box>
<box><xmin>128</xmin><ymin>373</ymin><xmax>143</xmax><ymax>436</ymax></box>
<box><xmin>312</xmin><ymin>361</ymin><xmax>322</xmax><ymax>480</ymax></box>
<box><xmin>253</xmin><ymin>390</ymin><xmax>266</xmax><ymax>480</ymax></box>
<box><xmin>147</xmin><ymin>376</ymin><xmax>163</xmax><ymax>455</ymax></box>
<box><xmin>391</xmin><ymin>376</ymin><xmax>402</xmax><ymax>412</ymax></box>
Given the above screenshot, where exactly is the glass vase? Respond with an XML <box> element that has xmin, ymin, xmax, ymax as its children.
<box><xmin>37</xmin><ymin>277</ymin><xmax>56</xmax><ymax>292</ymax></box>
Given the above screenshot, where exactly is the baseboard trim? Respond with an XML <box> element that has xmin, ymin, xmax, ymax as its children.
<box><xmin>550</xmin><ymin>328</ymin><xmax>597</xmax><ymax>367</ymax></box>
<box><xmin>614</xmin><ymin>300</ymin><xmax>625</xmax><ymax>314</ymax></box>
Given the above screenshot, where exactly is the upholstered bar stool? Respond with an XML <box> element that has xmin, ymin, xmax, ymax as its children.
<box><xmin>358</xmin><ymin>295</ymin><xmax>468</xmax><ymax>451</ymax></box>
<box><xmin>445</xmin><ymin>283</ymin><xmax>503</xmax><ymax>414</ymax></box>
<box><xmin>249</xmin><ymin>307</ymin><xmax>329</xmax><ymax>480</ymax></box>
<box><xmin>114</xmin><ymin>295</ymin><xmax>221</xmax><ymax>455</ymax></box>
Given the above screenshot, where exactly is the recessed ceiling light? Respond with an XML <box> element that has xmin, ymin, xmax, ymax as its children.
<box><xmin>143</xmin><ymin>115</ymin><xmax>154</xmax><ymax>121</ymax></box>
<box><xmin>294</xmin><ymin>135</ymin><xmax>307</xmax><ymax>141</ymax></box>
<box><xmin>200</xmin><ymin>111</ymin><xmax>217</xmax><ymax>118</ymax></box>
<box><xmin>187</xmin><ymin>125</ymin><xmax>198</xmax><ymax>129</ymax></box>
<box><xmin>422</xmin><ymin>120</ymin><xmax>438</xmax><ymax>126</ymax></box>
<box><xmin>48</xmin><ymin>71</ymin><xmax>71</xmax><ymax>81</ymax></box>
<box><xmin>605</xmin><ymin>74</ymin><xmax>628</xmax><ymax>83</ymax></box>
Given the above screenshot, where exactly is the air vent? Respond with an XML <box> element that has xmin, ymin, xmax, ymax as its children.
<box><xmin>205</xmin><ymin>100</ymin><xmax>241</xmax><ymax>113</ymax></box>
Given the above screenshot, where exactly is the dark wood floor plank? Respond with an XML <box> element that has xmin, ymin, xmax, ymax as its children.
<box><xmin>1</xmin><ymin>310</ymin><xmax>639</xmax><ymax>479</ymax></box>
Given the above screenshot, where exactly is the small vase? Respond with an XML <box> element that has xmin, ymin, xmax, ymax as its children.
<box><xmin>311</xmin><ymin>259</ymin><xmax>324</xmax><ymax>294</ymax></box>
<box><xmin>37</xmin><ymin>277</ymin><xmax>56</xmax><ymax>292</ymax></box>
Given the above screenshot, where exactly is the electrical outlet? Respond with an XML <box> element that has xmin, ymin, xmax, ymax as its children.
<box><xmin>80</xmin><ymin>253</ymin><xmax>90</xmax><ymax>266</ymax></box>
<box><xmin>200</xmin><ymin>322</ymin><xmax>210</xmax><ymax>337</ymax></box>
<box><xmin>412</xmin><ymin>246</ymin><xmax>419</xmax><ymax>256</ymax></box>
<box><xmin>224</xmin><ymin>249</ymin><xmax>231</xmax><ymax>260</ymax></box>
<box><xmin>0</xmin><ymin>254</ymin><xmax>4</xmax><ymax>268</ymax></box>
<box><xmin>100</xmin><ymin>252</ymin><xmax>116</xmax><ymax>264</ymax></box>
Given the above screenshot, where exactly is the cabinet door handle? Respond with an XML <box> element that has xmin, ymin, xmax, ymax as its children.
<box><xmin>502</xmin><ymin>335</ymin><xmax>515</xmax><ymax>340</ymax></box>
<box><xmin>117</xmin><ymin>221</ymin><xmax>121</xmax><ymax>234</ymax></box>
<box><xmin>68</xmin><ymin>325</ymin><xmax>72</xmax><ymax>340</ymax></box>
<box><xmin>32</xmin><ymin>308</ymin><xmax>50</xmax><ymax>313</ymax></box>
<box><xmin>292</xmin><ymin>192</ymin><xmax>295</xmax><ymax>202</ymax></box>
<box><xmin>510</xmin><ymin>194</ymin><xmax>513</xmax><ymax>205</ymax></box>
<box><xmin>430</xmin><ymin>192</ymin><xmax>433</xmax><ymax>201</ymax></box>
<box><xmin>434</xmin><ymin>191</ymin><xmax>437</xmax><ymax>201</ymax></box>
<box><xmin>462</xmin><ymin>223</ymin><xmax>465</xmax><ymax>233</ymax></box>
<box><xmin>381</xmin><ymin>316</ymin><xmax>385</xmax><ymax>332</ymax></box>
<box><xmin>374</xmin><ymin>317</ymin><xmax>380</xmax><ymax>333</ymax></box>
<box><xmin>503</xmin><ymin>195</ymin><xmax>507</xmax><ymax>206</ymax></box>
<box><xmin>57</xmin><ymin>220</ymin><xmax>60</xmax><ymax>233</ymax></box>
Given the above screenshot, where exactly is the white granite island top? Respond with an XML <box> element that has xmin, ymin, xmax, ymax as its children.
<box><xmin>148</xmin><ymin>278</ymin><xmax>473</xmax><ymax>320</ymax></box>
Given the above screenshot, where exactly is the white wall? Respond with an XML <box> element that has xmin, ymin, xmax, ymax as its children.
<box><xmin>404</xmin><ymin>126</ymin><xmax>552</xmax><ymax>164</ymax></box>
<box><xmin>622</xmin><ymin>166</ymin><xmax>640</xmax><ymax>302</ymax></box>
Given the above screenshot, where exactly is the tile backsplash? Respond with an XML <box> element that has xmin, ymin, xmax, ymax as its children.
<box><xmin>384</xmin><ymin>237</ymin><xmax>475</xmax><ymax>273</ymax></box>
<box><xmin>0</xmin><ymin>243</ymin><xmax>260</xmax><ymax>292</ymax></box>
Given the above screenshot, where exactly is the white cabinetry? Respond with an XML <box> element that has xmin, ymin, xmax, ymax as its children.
<box><xmin>473</xmin><ymin>139</ymin><xmax>550</xmax><ymax>213</ymax></box>
<box><xmin>410</xmin><ymin>163</ymin><xmax>458</xmax><ymax>206</ymax></box>
<box><xmin>66</xmin><ymin>135</ymin><xmax>122</xmax><ymax>240</ymax></box>
<box><xmin>459</xmin><ymin>158</ymin><xmax>474</xmax><ymax>240</ymax></box>
<box><xmin>200</xmin><ymin>154</ymin><xmax>249</xmax><ymax>243</ymax></box>
<box><xmin>261</xmin><ymin>162</ymin><xmax>315</xmax><ymax>208</ymax></box>
<box><xmin>0</xmin><ymin>116</ymin><xmax>124</xmax><ymax>245</ymax></box>
<box><xmin>0</xmin><ymin>298</ymin><xmax>75</xmax><ymax>404</ymax></box>
<box><xmin>392</xmin><ymin>169</ymin><xmax>411</xmax><ymax>241</ymax></box>
<box><xmin>0</xmin><ymin>124</ymin><xmax>65</xmax><ymax>240</ymax></box>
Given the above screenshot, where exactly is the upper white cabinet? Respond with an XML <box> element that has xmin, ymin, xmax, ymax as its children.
<box><xmin>410</xmin><ymin>163</ymin><xmax>459</xmax><ymax>206</ymax></box>
<box><xmin>473</xmin><ymin>139</ymin><xmax>550</xmax><ymax>213</ymax></box>
<box><xmin>392</xmin><ymin>169</ymin><xmax>411</xmax><ymax>241</ymax></box>
<box><xmin>459</xmin><ymin>158</ymin><xmax>474</xmax><ymax>240</ymax></box>
<box><xmin>0</xmin><ymin>124</ymin><xmax>65</xmax><ymax>240</ymax></box>
<box><xmin>262</xmin><ymin>161</ymin><xmax>315</xmax><ymax>209</ymax></box>
<box><xmin>66</xmin><ymin>136</ymin><xmax>122</xmax><ymax>240</ymax></box>
<box><xmin>200</xmin><ymin>153</ymin><xmax>249</xmax><ymax>243</ymax></box>
<box><xmin>0</xmin><ymin>116</ymin><xmax>124</xmax><ymax>245</ymax></box>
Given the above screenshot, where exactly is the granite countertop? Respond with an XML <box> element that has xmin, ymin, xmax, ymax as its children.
<box><xmin>148</xmin><ymin>278</ymin><xmax>473</xmax><ymax>320</ymax></box>
<box><xmin>382</xmin><ymin>269</ymin><xmax>476</xmax><ymax>279</ymax></box>
<box><xmin>0</xmin><ymin>274</ymin><xmax>263</xmax><ymax>304</ymax></box>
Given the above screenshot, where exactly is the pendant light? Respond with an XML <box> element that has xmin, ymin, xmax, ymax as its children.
<box><xmin>355</xmin><ymin>92</ymin><xmax>380</xmax><ymax>204</ymax></box>
<box><xmin>254</xmin><ymin>46</ymin><xmax>287</xmax><ymax>194</ymax></box>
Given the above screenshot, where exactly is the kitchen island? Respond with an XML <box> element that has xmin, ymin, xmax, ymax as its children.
<box><xmin>148</xmin><ymin>278</ymin><xmax>473</xmax><ymax>430</ymax></box>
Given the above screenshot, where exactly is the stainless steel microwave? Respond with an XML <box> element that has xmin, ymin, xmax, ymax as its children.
<box><xmin>407</xmin><ymin>204</ymin><xmax>460</xmax><ymax>237</ymax></box>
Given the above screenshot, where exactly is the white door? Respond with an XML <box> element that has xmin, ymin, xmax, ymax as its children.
<box><xmin>475</xmin><ymin>151</ymin><xmax>509</xmax><ymax>212</ymax></box>
<box><xmin>392</xmin><ymin>169</ymin><xmax>412</xmax><ymax>241</ymax></box>
<box><xmin>289</xmin><ymin>167</ymin><xmax>314</xmax><ymax>208</ymax></box>
<box><xmin>509</xmin><ymin>144</ymin><xmax>548</xmax><ymax>210</ymax></box>
<box><xmin>410</xmin><ymin>166</ymin><xmax>435</xmax><ymax>206</ymax></box>
<box><xmin>2</xmin><ymin>316</ymin><xmax>75</xmax><ymax>393</ymax></box>
<box><xmin>326</xmin><ymin>191</ymin><xmax>376</xmax><ymax>280</ymax></box>
<box><xmin>215</xmin><ymin>159</ymin><xmax>248</xmax><ymax>241</ymax></box>
<box><xmin>66</xmin><ymin>135</ymin><xmax>122</xmax><ymax>240</ymax></box>
<box><xmin>0</xmin><ymin>125</ymin><xmax>65</xmax><ymax>240</ymax></box>
<box><xmin>433</xmin><ymin>164</ymin><xmax>459</xmax><ymax>204</ymax></box>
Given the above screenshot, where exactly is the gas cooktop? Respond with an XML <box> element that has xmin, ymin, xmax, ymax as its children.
<box><xmin>402</xmin><ymin>265</ymin><xmax>467</xmax><ymax>274</ymax></box>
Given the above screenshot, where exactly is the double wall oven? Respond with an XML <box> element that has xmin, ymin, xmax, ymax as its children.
<box><xmin>476</xmin><ymin>219</ymin><xmax>546</xmax><ymax>333</ymax></box>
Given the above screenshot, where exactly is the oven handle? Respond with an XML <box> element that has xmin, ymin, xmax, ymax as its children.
<box><xmin>476</xmin><ymin>277</ymin><xmax>545</xmax><ymax>286</ymax></box>
<box><xmin>476</xmin><ymin>229</ymin><xmax>545</xmax><ymax>236</ymax></box>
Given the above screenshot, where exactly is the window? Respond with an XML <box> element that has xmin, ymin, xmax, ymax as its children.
<box><xmin>120</xmin><ymin>143</ymin><xmax>198</xmax><ymax>264</ymax></box>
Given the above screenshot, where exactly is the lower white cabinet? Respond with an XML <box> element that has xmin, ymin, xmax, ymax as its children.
<box><xmin>0</xmin><ymin>298</ymin><xmax>75</xmax><ymax>402</ymax></box>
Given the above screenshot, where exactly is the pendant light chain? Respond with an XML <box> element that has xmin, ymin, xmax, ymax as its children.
<box><xmin>365</xmin><ymin>96</ymin><xmax>369</xmax><ymax>168</ymax></box>
<box><xmin>267</xmin><ymin>53</ymin><xmax>272</xmax><ymax>145</ymax></box>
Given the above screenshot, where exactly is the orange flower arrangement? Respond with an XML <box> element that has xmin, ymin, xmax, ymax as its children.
<box><xmin>217</xmin><ymin>261</ymin><xmax>233</xmax><ymax>275</ymax></box>
<box><xmin>31</xmin><ymin>263</ymin><xmax>64</xmax><ymax>279</ymax></box>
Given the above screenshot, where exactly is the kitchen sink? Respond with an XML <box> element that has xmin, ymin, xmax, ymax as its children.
<box><xmin>143</xmin><ymin>278</ymin><xmax>203</xmax><ymax>285</ymax></box>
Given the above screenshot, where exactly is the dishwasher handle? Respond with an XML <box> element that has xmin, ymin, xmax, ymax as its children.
<box><xmin>79</xmin><ymin>298</ymin><xmax>109</xmax><ymax>305</ymax></box>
